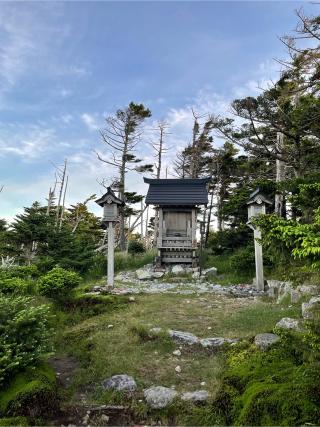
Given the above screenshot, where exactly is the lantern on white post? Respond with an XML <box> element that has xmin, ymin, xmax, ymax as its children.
<box><xmin>96</xmin><ymin>187</ymin><xmax>125</xmax><ymax>287</ymax></box>
<box><xmin>247</xmin><ymin>188</ymin><xmax>272</xmax><ymax>291</ymax></box>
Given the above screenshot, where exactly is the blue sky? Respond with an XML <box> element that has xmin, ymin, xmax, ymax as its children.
<box><xmin>0</xmin><ymin>1</ymin><xmax>317</xmax><ymax>221</ymax></box>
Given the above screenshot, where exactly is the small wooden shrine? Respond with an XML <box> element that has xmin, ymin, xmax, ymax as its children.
<box><xmin>144</xmin><ymin>177</ymin><xmax>210</xmax><ymax>266</ymax></box>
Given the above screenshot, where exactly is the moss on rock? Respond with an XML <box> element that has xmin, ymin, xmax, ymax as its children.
<box><xmin>0</xmin><ymin>364</ymin><xmax>58</xmax><ymax>418</ymax></box>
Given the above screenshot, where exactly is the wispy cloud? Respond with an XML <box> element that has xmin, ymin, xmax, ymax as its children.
<box><xmin>81</xmin><ymin>113</ymin><xmax>100</xmax><ymax>131</ymax></box>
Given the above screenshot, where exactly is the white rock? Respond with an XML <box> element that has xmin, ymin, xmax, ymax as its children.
<box><xmin>136</xmin><ymin>268</ymin><xmax>153</xmax><ymax>280</ymax></box>
<box><xmin>254</xmin><ymin>333</ymin><xmax>280</xmax><ymax>351</ymax></box>
<box><xmin>107</xmin><ymin>324</ymin><xmax>114</xmax><ymax>329</ymax></box>
<box><xmin>302</xmin><ymin>296</ymin><xmax>320</xmax><ymax>319</ymax></box>
<box><xmin>200</xmin><ymin>382</ymin><xmax>206</xmax><ymax>386</ymax></box>
<box><xmin>171</xmin><ymin>265</ymin><xmax>185</xmax><ymax>275</ymax></box>
<box><xmin>203</xmin><ymin>267</ymin><xmax>218</xmax><ymax>277</ymax></box>
<box><xmin>152</xmin><ymin>271</ymin><xmax>165</xmax><ymax>279</ymax></box>
<box><xmin>296</xmin><ymin>285</ymin><xmax>319</xmax><ymax>296</ymax></box>
<box><xmin>181</xmin><ymin>390</ymin><xmax>209</xmax><ymax>402</ymax></box>
<box><xmin>144</xmin><ymin>386</ymin><xmax>178</xmax><ymax>409</ymax></box>
<box><xmin>102</xmin><ymin>374</ymin><xmax>137</xmax><ymax>392</ymax></box>
<box><xmin>200</xmin><ymin>337</ymin><xmax>237</xmax><ymax>348</ymax></box>
<box><xmin>275</xmin><ymin>317</ymin><xmax>302</xmax><ymax>331</ymax></box>
<box><xmin>172</xmin><ymin>349</ymin><xmax>181</xmax><ymax>356</ymax></box>
<box><xmin>290</xmin><ymin>290</ymin><xmax>300</xmax><ymax>304</ymax></box>
<box><xmin>169</xmin><ymin>330</ymin><xmax>199</xmax><ymax>345</ymax></box>
<box><xmin>192</xmin><ymin>272</ymin><xmax>200</xmax><ymax>279</ymax></box>
<box><xmin>150</xmin><ymin>327</ymin><xmax>162</xmax><ymax>334</ymax></box>
<box><xmin>128</xmin><ymin>296</ymin><xmax>135</xmax><ymax>302</ymax></box>
<box><xmin>175</xmin><ymin>365</ymin><xmax>181</xmax><ymax>373</ymax></box>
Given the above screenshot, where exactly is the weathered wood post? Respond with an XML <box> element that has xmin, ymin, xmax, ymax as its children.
<box><xmin>247</xmin><ymin>189</ymin><xmax>272</xmax><ymax>291</ymax></box>
<box><xmin>96</xmin><ymin>188</ymin><xmax>125</xmax><ymax>288</ymax></box>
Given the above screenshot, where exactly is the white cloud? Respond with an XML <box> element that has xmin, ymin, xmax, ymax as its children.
<box><xmin>81</xmin><ymin>113</ymin><xmax>100</xmax><ymax>131</ymax></box>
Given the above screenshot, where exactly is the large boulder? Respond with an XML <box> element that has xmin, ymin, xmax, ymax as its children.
<box><xmin>200</xmin><ymin>337</ymin><xmax>237</xmax><ymax>348</ymax></box>
<box><xmin>169</xmin><ymin>330</ymin><xmax>199</xmax><ymax>345</ymax></box>
<box><xmin>102</xmin><ymin>374</ymin><xmax>137</xmax><ymax>392</ymax></box>
<box><xmin>275</xmin><ymin>317</ymin><xmax>302</xmax><ymax>332</ymax></box>
<box><xmin>181</xmin><ymin>390</ymin><xmax>209</xmax><ymax>403</ymax></box>
<box><xmin>254</xmin><ymin>333</ymin><xmax>280</xmax><ymax>351</ymax></box>
<box><xmin>144</xmin><ymin>386</ymin><xmax>178</xmax><ymax>408</ymax></box>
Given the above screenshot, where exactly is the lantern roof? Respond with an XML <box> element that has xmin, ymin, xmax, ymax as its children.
<box><xmin>144</xmin><ymin>177</ymin><xmax>210</xmax><ymax>206</ymax></box>
<box><xmin>247</xmin><ymin>188</ymin><xmax>272</xmax><ymax>206</ymax></box>
<box><xmin>95</xmin><ymin>187</ymin><xmax>125</xmax><ymax>207</ymax></box>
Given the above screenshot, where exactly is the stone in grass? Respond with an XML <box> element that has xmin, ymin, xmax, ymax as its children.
<box><xmin>275</xmin><ymin>317</ymin><xmax>302</xmax><ymax>332</ymax></box>
<box><xmin>254</xmin><ymin>333</ymin><xmax>280</xmax><ymax>351</ymax></box>
<box><xmin>171</xmin><ymin>265</ymin><xmax>185</xmax><ymax>275</ymax></box>
<box><xmin>203</xmin><ymin>267</ymin><xmax>218</xmax><ymax>277</ymax></box>
<box><xmin>302</xmin><ymin>296</ymin><xmax>320</xmax><ymax>319</ymax></box>
<box><xmin>136</xmin><ymin>269</ymin><xmax>153</xmax><ymax>280</ymax></box>
<box><xmin>102</xmin><ymin>374</ymin><xmax>137</xmax><ymax>392</ymax></box>
<box><xmin>200</xmin><ymin>337</ymin><xmax>238</xmax><ymax>348</ymax></box>
<box><xmin>181</xmin><ymin>390</ymin><xmax>209</xmax><ymax>403</ymax></box>
<box><xmin>144</xmin><ymin>386</ymin><xmax>178</xmax><ymax>409</ymax></box>
<box><xmin>169</xmin><ymin>330</ymin><xmax>199</xmax><ymax>345</ymax></box>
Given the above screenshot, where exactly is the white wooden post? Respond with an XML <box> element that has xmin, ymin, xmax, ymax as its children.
<box><xmin>253</xmin><ymin>228</ymin><xmax>264</xmax><ymax>291</ymax></box>
<box><xmin>108</xmin><ymin>222</ymin><xmax>115</xmax><ymax>287</ymax></box>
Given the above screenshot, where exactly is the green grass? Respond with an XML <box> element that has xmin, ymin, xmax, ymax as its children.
<box><xmin>55</xmin><ymin>291</ymin><xmax>301</xmax><ymax>413</ymax></box>
<box><xmin>203</xmin><ymin>254</ymin><xmax>254</xmax><ymax>285</ymax></box>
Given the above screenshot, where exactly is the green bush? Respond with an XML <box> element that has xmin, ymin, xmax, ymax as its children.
<box><xmin>229</xmin><ymin>246</ymin><xmax>255</xmax><ymax>273</ymax></box>
<box><xmin>0</xmin><ymin>265</ymin><xmax>39</xmax><ymax>280</ymax></box>
<box><xmin>0</xmin><ymin>295</ymin><xmax>53</xmax><ymax>385</ymax></box>
<box><xmin>207</xmin><ymin>226</ymin><xmax>251</xmax><ymax>255</ymax></box>
<box><xmin>37</xmin><ymin>267</ymin><xmax>81</xmax><ymax>300</ymax></box>
<box><xmin>0</xmin><ymin>278</ymin><xmax>30</xmax><ymax>295</ymax></box>
<box><xmin>128</xmin><ymin>239</ymin><xmax>146</xmax><ymax>254</ymax></box>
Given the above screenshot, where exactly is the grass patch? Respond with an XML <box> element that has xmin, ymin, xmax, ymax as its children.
<box><xmin>55</xmin><ymin>290</ymin><xmax>301</xmax><ymax>414</ymax></box>
<box><xmin>203</xmin><ymin>254</ymin><xmax>253</xmax><ymax>285</ymax></box>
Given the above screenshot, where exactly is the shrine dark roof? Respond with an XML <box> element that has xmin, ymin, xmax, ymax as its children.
<box><xmin>144</xmin><ymin>177</ymin><xmax>210</xmax><ymax>206</ymax></box>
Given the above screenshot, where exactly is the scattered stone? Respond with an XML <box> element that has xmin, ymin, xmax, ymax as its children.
<box><xmin>207</xmin><ymin>326</ymin><xmax>212</xmax><ymax>330</ymax></box>
<box><xmin>171</xmin><ymin>265</ymin><xmax>185</xmax><ymax>275</ymax></box>
<box><xmin>302</xmin><ymin>296</ymin><xmax>320</xmax><ymax>319</ymax></box>
<box><xmin>172</xmin><ymin>349</ymin><xmax>181</xmax><ymax>356</ymax></box>
<box><xmin>150</xmin><ymin>327</ymin><xmax>162</xmax><ymax>334</ymax></box>
<box><xmin>102</xmin><ymin>374</ymin><xmax>137</xmax><ymax>392</ymax></box>
<box><xmin>100</xmin><ymin>414</ymin><xmax>109</xmax><ymax>422</ymax></box>
<box><xmin>192</xmin><ymin>271</ymin><xmax>200</xmax><ymax>279</ymax></box>
<box><xmin>169</xmin><ymin>330</ymin><xmax>199</xmax><ymax>345</ymax></box>
<box><xmin>296</xmin><ymin>284</ymin><xmax>319</xmax><ymax>296</ymax></box>
<box><xmin>200</xmin><ymin>337</ymin><xmax>237</xmax><ymax>348</ymax></box>
<box><xmin>107</xmin><ymin>324</ymin><xmax>114</xmax><ymax>329</ymax></box>
<box><xmin>275</xmin><ymin>317</ymin><xmax>302</xmax><ymax>331</ymax></box>
<box><xmin>181</xmin><ymin>390</ymin><xmax>209</xmax><ymax>402</ymax></box>
<box><xmin>175</xmin><ymin>365</ymin><xmax>181</xmax><ymax>373</ymax></box>
<box><xmin>136</xmin><ymin>268</ymin><xmax>153</xmax><ymax>280</ymax></box>
<box><xmin>128</xmin><ymin>296</ymin><xmax>135</xmax><ymax>302</ymax></box>
<box><xmin>290</xmin><ymin>289</ymin><xmax>300</xmax><ymax>304</ymax></box>
<box><xmin>254</xmin><ymin>333</ymin><xmax>280</xmax><ymax>351</ymax></box>
<box><xmin>200</xmin><ymin>382</ymin><xmax>206</xmax><ymax>386</ymax></box>
<box><xmin>203</xmin><ymin>267</ymin><xmax>218</xmax><ymax>277</ymax></box>
<box><xmin>144</xmin><ymin>386</ymin><xmax>178</xmax><ymax>409</ymax></box>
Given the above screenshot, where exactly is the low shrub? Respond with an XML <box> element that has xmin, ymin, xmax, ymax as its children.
<box><xmin>207</xmin><ymin>226</ymin><xmax>251</xmax><ymax>255</ymax></box>
<box><xmin>0</xmin><ymin>295</ymin><xmax>53</xmax><ymax>385</ymax></box>
<box><xmin>0</xmin><ymin>278</ymin><xmax>30</xmax><ymax>295</ymax></box>
<box><xmin>229</xmin><ymin>246</ymin><xmax>255</xmax><ymax>273</ymax></box>
<box><xmin>128</xmin><ymin>239</ymin><xmax>146</xmax><ymax>254</ymax></box>
<box><xmin>0</xmin><ymin>265</ymin><xmax>39</xmax><ymax>280</ymax></box>
<box><xmin>37</xmin><ymin>267</ymin><xmax>81</xmax><ymax>301</ymax></box>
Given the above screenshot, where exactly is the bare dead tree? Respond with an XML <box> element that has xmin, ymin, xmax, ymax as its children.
<box><xmin>96</xmin><ymin>103</ymin><xmax>152</xmax><ymax>251</ymax></box>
